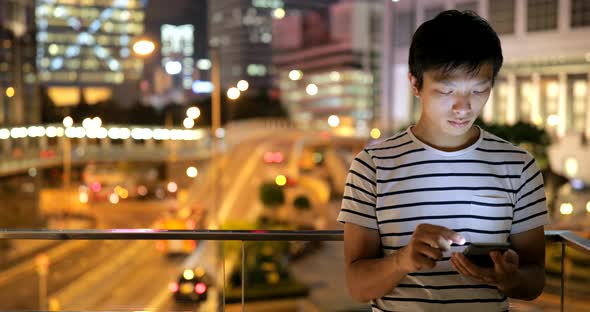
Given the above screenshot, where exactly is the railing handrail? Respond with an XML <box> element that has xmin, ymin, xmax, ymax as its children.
<box><xmin>545</xmin><ymin>230</ymin><xmax>590</xmax><ymax>254</ymax></box>
<box><xmin>0</xmin><ymin>229</ymin><xmax>344</xmax><ymax>241</ymax></box>
<box><xmin>1</xmin><ymin>229</ymin><xmax>589</xmax><ymax>250</ymax></box>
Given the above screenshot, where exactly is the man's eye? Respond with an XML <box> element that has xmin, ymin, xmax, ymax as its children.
<box><xmin>473</xmin><ymin>88</ymin><xmax>489</xmax><ymax>94</ymax></box>
<box><xmin>437</xmin><ymin>90</ymin><xmax>452</xmax><ymax>95</ymax></box>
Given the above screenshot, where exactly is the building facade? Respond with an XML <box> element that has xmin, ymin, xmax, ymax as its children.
<box><xmin>384</xmin><ymin>0</ymin><xmax>590</xmax><ymax>139</ymax></box>
<box><xmin>207</xmin><ymin>0</ymin><xmax>336</xmax><ymax>92</ymax></box>
<box><xmin>0</xmin><ymin>0</ymin><xmax>37</xmax><ymax>126</ymax></box>
<box><xmin>35</xmin><ymin>0</ymin><xmax>147</xmax><ymax>107</ymax></box>
<box><xmin>272</xmin><ymin>0</ymin><xmax>382</xmax><ymax>135</ymax></box>
<box><xmin>143</xmin><ymin>0</ymin><xmax>208</xmax><ymax>108</ymax></box>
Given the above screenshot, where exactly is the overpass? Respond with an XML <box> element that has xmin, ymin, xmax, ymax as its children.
<box><xmin>0</xmin><ymin>118</ymin><xmax>297</xmax><ymax>177</ymax></box>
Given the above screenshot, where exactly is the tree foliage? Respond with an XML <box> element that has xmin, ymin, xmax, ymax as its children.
<box><xmin>259</xmin><ymin>182</ymin><xmax>285</xmax><ymax>208</ymax></box>
<box><xmin>293</xmin><ymin>195</ymin><xmax>311</xmax><ymax>210</ymax></box>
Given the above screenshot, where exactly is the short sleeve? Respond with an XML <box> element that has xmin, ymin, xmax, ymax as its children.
<box><xmin>337</xmin><ymin>149</ymin><xmax>378</xmax><ymax>230</ymax></box>
<box><xmin>511</xmin><ymin>153</ymin><xmax>549</xmax><ymax>234</ymax></box>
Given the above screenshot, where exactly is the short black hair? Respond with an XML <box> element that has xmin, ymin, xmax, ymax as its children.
<box><xmin>409</xmin><ymin>10</ymin><xmax>503</xmax><ymax>90</ymax></box>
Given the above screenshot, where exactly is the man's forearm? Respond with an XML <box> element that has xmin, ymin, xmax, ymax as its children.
<box><xmin>347</xmin><ymin>252</ymin><xmax>409</xmax><ymax>302</ymax></box>
<box><xmin>501</xmin><ymin>264</ymin><xmax>545</xmax><ymax>300</ymax></box>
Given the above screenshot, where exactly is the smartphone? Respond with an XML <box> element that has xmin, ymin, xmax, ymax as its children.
<box><xmin>462</xmin><ymin>243</ymin><xmax>510</xmax><ymax>267</ymax></box>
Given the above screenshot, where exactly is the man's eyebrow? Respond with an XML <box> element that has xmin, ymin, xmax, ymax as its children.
<box><xmin>438</xmin><ymin>79</ymin><xmax>492</xmax><ymax>86</ymax></box>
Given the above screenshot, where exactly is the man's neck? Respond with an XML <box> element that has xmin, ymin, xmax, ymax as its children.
<box><xmin>411</xmin><ymin>123</ymin><xmax>480</xmax><ymax>152</ymax></box>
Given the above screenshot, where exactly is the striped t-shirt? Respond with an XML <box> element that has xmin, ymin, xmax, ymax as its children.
<box><xmin>338</xmin><ymin>126</ymin><xmax>549</xmax><ymax>312</ymax></box>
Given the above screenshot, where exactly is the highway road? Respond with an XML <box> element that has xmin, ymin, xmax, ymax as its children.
<box><xmin>0</xmin><ymin>132</ymin><xmax>302</xmax><ymax>310</ymax></box>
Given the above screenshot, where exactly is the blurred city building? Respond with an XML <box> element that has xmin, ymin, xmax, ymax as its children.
<box><xmin>34</xmin><ymin>0</ymin><xmax>148</xmax><ymax>107</ymax></box>
<box><xmin>272</xmin><ymin>0</ymin><xmax>382</xmax><ymax>136</ymax></box>
<box><xmin>386</xmin><ymin>0</ymin><xmax>590</xmax><ymax>140</ymax></box>
<box><xmin>143</xmin><ymin>0</ymin><xmax>208</xmax><ymax>108</ymax></box>
<box><xmin>207</xmin><ymin>0</ymin><xmax>336</xmax><ymax>93</ymax></box>
<box><xmin>0</xmin><ymin>0</ymin><xmax>37</xmax><ymax>127</ymax></box>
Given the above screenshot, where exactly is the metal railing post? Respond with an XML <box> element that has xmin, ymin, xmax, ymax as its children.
<box><xmin>242</xmin><ymin>241</ymin><xmax>245</xmax><ymax>312</ymax></box>
<box><xmin>222</xmin><ymin>241</ymin><xmax>226</xmax><ymax>312</ymax></box>
<box><xmin>561</xmin><ymin>242</ymin><xmax>565</xmax><ymax>312</ymax></box>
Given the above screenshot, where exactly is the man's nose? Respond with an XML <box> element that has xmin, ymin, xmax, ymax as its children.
<box><xmin>452</xmin><ymin>96</ymin><xmax>472</xmax><ymax>115</ymax></box>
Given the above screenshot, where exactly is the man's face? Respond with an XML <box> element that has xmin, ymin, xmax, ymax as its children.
<box><xmin>411</xmin><ymin>64</ymin><xmax>494</xmax><ymax>138</ymax></box>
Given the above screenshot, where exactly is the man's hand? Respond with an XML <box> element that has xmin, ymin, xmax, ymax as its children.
<box><xmin>451</xmin><ymin>249</ymin><xmax>520</xmax><ymax>292</ymax></box>
<box><xmin>399</xmin><ymin>224</ymin><xmax>466</xmax><ymax>273</ymax></box>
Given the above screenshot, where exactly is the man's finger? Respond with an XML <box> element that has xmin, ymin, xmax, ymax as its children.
<box><xmin>454</xmin><ymin>253</ymin><xmax>490</xmax><ymax>279</ymax></box>
<box><xmin>422</xmin><ymin>225</ymin><xmax>466</xmax><ymax>246</ymax></box>
<box><xmin>451</xmin><ymin>255</ymin><xmax>474</xmax><ymax>278</ymax></box>
<box><xmin>439</xmin><ymin>229</ymin><xmax>466</xmax><ymax>245</ymax></box>
<box><xmin>417</xmin><ymin>234</ymin><xmax>448</xmax><ymax>251</ymax></box>
<box><xmin>491</xmin><ymin>251</ymin><xmax>507</xmax><ymax>275</ymax></box>
<box><xmin>416</xmin><ymin>243</ymin><xmax>443</xmax><ymax>260</ymax></box>
<box><xmin>416</xmin><ymin>253</ymin><xmax>437</xmax><ymax>269</ymax></box>
<box><xmin>503</xmin><ymin>249</ymin><xmax>519</xmax><ymax>265</ymax></box>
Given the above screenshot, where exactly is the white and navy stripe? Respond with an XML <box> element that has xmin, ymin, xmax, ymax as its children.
<box><xmin>338</xmin><ymin>127</ymin><xmax>548</xmax><ymax>312</ymax></box>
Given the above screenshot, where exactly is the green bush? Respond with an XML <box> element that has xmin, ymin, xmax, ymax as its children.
<box><xmin>259</xmin><ymin>182</ymin><xmax>285</xmax><ymax>208</ymax></box>
<box><xmin>226</xmin><ymin>241</ymin><xmax>309</xmax><ymax>302</ymax></box>
<box><xmin>475</xmin><ymin>119</ymin><xmax>550</xmax><ymax>169</ymax></box>
<box><xmin>476</xmin><ymin>120</ymin><xmax>550</xmax><ymax>145</ymax></box>
<box><xmin>293</xmin><ymin>195</ymin><xmax>311</xmax><ymax>210</ymax></box>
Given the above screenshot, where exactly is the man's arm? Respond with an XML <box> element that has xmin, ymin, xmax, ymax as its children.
<box><xmin>344</xmin><ymin>223</ymin><xmax>466</xmax><ymax>302</ymax></box>
<box><xmin>343</xmin><ymin>223</ymin><xmax>408</xmax><ymax>302</ymax></box>
<box><xmin>499</xmin><ymin>226</ymin><xmax>546</xmax><ymax>300</ymax></box>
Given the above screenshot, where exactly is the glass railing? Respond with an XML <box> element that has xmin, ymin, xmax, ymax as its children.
<box><xmin>0</xmin><ymin>229</ymin><xmax>588</xmax><ymax>311</ymax></box>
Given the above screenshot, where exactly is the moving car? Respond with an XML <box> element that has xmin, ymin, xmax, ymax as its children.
<box><xmin>155</xmin><ymin>208</ymin><xmax>198</xmax><ymax>255</ymax></box>
<box><xmin>168</xmin><ymin>244</ymin><xmax>213</xmax><ymax>303</ymax></box>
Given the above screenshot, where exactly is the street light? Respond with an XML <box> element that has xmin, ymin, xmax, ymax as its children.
<box><xmin>273</xmin><ymin>8</ymin><xmax>286</xmax><ymax>19</ymax></box>
<box><xmin>560</xmin><ymin>203</ymin><xmax>573</xmax><ymax>215</ymax></box>
<box><xmin>165</xmin><ymin>61</ymin><xmax>182</xmax><ymax>75</ymax></box>
<box><xmin>328</xmin><ymin>115</ymin><xmax>340</xmax><ymax>127</ymax></box>
<box><xmin>62</xmin><ymin>116</ymin><xmax>74</xmax><ymax>128</ymax></box>
<box><xmin>227</xmin><ymin>87</ymin><xmax>240</xmax><ymax>100</ymax></box>
<box><xmin>306</xmin><ymin>83</ymin><xmax>318</xmax><ymax>96</ymax></box>
<box><xmin>186</xmin><ymin>166</ymin><xmax>198</xmax><ymax>178</ymax></box>
<box><xmin>237</xmin><ymin>80</ymin><xmax>249</xmax><ymax>92</ymax></box>
<box><xmin>82</xmin><ymin>118</ymin><xmax>93</xmax><ymax>129</ymax></box>
<box><xmin>5</xmin><ymin>87</ymin><xmax>15</xmax><ymax>98</ymax></box>
<box><xmin>289</xmin><ymin>70</ymin><xmax>303</xmax><ymax>81</ymax></box>
<box><xmin>132</xmin><ymin>39</ymin><xmax>156</xmax><ymax>56</ymax></box>
<box><xmin>183</xmin><ymin>117</ymin><xmax>195</xmax><ymax>129</ymax></box>
<box><xmin>370</xmin><ymin>128</ymin><xmax>381</xmax><ymax>139</ymax></box>
<box><xmin>187</xmin><ymin>107</ymin><xmax>201</xmax><ymax>119</ymax></box>
<box><xmin>109</xmin><ymin>193</ymin><xmax>120</xmax><ymax>204</ymax></box>
<box><xmin>92</xmin><ymin>117</ymin><xmax>102</xmax><ymax>128</ymax></box>
<box><xmin>275</xmin><ymin>175</ymin><xmax>287</xmax><ymax>186</ymax></box>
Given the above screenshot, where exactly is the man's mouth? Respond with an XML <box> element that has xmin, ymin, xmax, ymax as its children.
<box><xmin>448</xmin><ymin>120</ymin><xmax>470</xmax><ymax>128</ymax></box>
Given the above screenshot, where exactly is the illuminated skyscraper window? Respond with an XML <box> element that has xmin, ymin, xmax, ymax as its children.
<box><xmin>252</xmin><ymin>0</ymin><xmax>284</xmax><ymax>9</ymax></box>
<box><xmin>161</xmin><ymin>24</ymin><xmax>194</xmax><ymax>90</ymax></box>
<box><xmin>35</xmin><ymin>0</ymin><xmax>146</xmax><ymax>84</ymax></box>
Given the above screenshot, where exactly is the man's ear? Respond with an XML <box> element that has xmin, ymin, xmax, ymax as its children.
<box><xmin>408</xmin><ymin>73</ymin><xmax>420</xmax><ymax>97</ymax></box>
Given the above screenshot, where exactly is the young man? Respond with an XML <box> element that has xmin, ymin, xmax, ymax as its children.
<box><xmin>338</xmin><ymin>10</ymin><xmax>548</xmax><ymax>311</ymax></box>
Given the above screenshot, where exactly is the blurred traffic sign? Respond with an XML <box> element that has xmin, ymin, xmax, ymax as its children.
<box><xmin>35</xmin><ymin>253</ymin><xmax>50</xmax><ymax>275</ymax></box>
<box><xmin>36</xmin><ymin>253</ymin><xmax>50</xmax><ymax>310</ymax></box>
<box><xmin>49</xmin><ymin>297</ymin><xmax>60</xmax><ymax>311</ymax></box>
